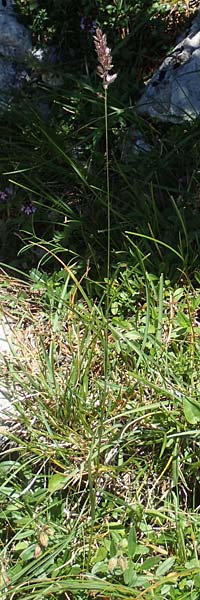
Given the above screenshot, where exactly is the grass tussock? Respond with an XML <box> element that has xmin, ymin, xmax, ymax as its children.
<box><xmin>1</xmin><ymin>267</ymin><xmax>200</xmax><ymax>600</ymax></box>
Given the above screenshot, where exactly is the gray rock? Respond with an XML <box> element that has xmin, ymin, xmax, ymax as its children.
<box><xmin>137</xmin><ymin>9</ymin><xmax>200</xmax><ymax>122</ymax></box>
<box><xmin>0</xmin><ymin>0</ymin><xmax>32</xmax><ymax>107</ymax></box>
<box><xmin>32</xmin><ymin>45</ymin><xmax>64</xmax><ymax>88</ymax></box>
<box><xmin>0</xmin><ymin>1</ymin><xmax>65</xmax><ymax>113</ymax></box>
<box><xmin>32</xmin><ymin>46</ymin><xmax>59</xmax><ymax>65</ymax></box>
<box><xmin>121</xmin><ymin>126</ymin><xmax>152</xmax><ymax>161</ymax></box>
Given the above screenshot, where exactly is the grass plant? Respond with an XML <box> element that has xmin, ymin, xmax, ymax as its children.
<box><xmin>1</xmin><ymin>1</ymin><xmax>200</xmax><ymax>598</ymax></box>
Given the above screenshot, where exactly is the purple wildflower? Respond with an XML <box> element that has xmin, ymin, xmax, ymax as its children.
<box><xmin>4</xmin><ymin>186</ymin><xmax>12</xmax><ymax>195</ymax></box>
<box><xmin>21</xmin><ymin>202</ymin><xmax>36</xmax><ymax>216</ymax></box>
<box><xmin>0</xmin><ymin>186</ymin><xmax>12</xmax><ymax>201</ymax></box>
<box><xmin>80</xmin><ymin>17</ymin><xmax>97</xmax><ymax>34</ymax></box>
<box><xmin>0</xmin><ymin>191</ymin><xmax>7</xmax><ymax>201</ymax></box>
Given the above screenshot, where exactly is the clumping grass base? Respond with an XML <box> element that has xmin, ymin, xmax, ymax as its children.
<box><xmin>1</xmin><ymin>270</ymin><xmax>200</xmax><ymax>600</ymax></box>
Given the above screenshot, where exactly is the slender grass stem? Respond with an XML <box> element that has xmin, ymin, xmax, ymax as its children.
<box><xmin>98</xmin><ymin>85</ymin><xmax>109</xmax><ymax>461</ymax></box>
<box><xmin>88</xmin><ymin>83</ymin><xmax>110</xmax><ymax>567</ymax></box>
<box><xmin>105</xmin><ymin>87</ymin><xmax>110</xmax><ymax>300</ymax></box>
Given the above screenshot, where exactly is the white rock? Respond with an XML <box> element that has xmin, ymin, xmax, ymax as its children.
<box><xmin>0</xmin><ymin>322</ymin><xmax>12</xmax><ymax>353</ymax></box>
<box><xmin>0</xmin><ymin>390</ymin><xmax>12</xmax><ymax>416</ymax></box>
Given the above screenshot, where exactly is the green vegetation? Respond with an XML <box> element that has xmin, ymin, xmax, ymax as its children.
<box><xmin>1</xmin><ymin>1</ymin><xmax>200</xmax><ymax>598</ymax></box>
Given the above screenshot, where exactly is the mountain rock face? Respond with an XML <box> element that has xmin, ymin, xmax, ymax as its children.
<box><xmin>0</xmin><ymin>0</ymin><xmax>31</xmax><ymax>106</ymax></box>
<box><xmin>137</xmin><ymin>9</ymin><xmax>200</xmax><ymax>122</ymax></box>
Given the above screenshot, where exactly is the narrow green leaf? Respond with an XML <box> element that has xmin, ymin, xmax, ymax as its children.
<box><xmin>128</xmin><ymin>526</ymin><xmax>137</xmax><ymax>558</ymax></box>
<box><xmin>126</xmin><ymin>232</ymin><xmax>183</xmax><ymax>260</ymax></box>
<box><xmin>156</xmin><ymin>272</ymin><xmax>163</xmax><ymax>343</ymax></box>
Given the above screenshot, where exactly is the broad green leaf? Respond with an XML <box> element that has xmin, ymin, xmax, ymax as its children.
<box><xmin>134</xmin><ymin>544</ymin><xmax>149</xmax><ymax>555</ymax></box>
<box><xmin>123</xmin><ymin>563</ymin><xmax>137</xmax><ymax>586</ymax></box>
<box><xmin>110</xmin><ymin>538</ymin><xmax>117</xmax><ymax>557</ymax></box>
<box><xmin>183</xmin><ymin>398</ymin><xmax>200</xmax><ymax>425</ymax></box>
<box><xmin>14</xmin><ymin>541</ymin><xmax>29</xmax><ymax>552</ymax></box>
<box><xmin>134</xmin><ymin>576</ymin><xmax>148</xmax><ymax>587</ymax></box>
<box><xmin>21</xmin><ymin>544</ymin><xmax>36</xmax><ymax>561</ymax></box>
<box><xmin>173</xmin><ymin>288</ymin><xmax>184</xmax><ymax>301</ymax></box>
<box><xmin>128</xmin><ymin>526</ymin><xmax>137</xmax><ymax>558</ymax></box>
<box><xmin>93</xmin><ymin>546</ymin><xmax>107</xmax><ymax>564</ymax></box>
<box><xmin>142</xmin><ymin>556</ymin><xmax>161</xmax><ymax>570</ymax></box>
<box><xmin>161</xmin><ymin>585</ymin><xmax>171</xmax><ymax>596</ymax></box>
<box><xmin>194</xmin><ymin>573</ymin><xmax>200</xmax><ymax>588</ymax></box>
<box><xmin>111</xmin><ymin>301</ymin><xmax>119</xmax><ymax>315</ymax></box>
<box><xmin>30</xmin><ymin>1</ymin><xmax>39</xmax><ymax>9</ymax></box>
<box><xmin>185</xmin><ymin>559</ymin><xmax>200</xmax><ymax>569</ymax></box>
<box><xmin>48</xmin><ymin>474</ymin><xmax>67</xmax><ymax>493</ymax></box>
<box><xmin>91</xmin><ymin>561</ymin><xmax>108</xmax><ymax>575</ymax></box>
<box><xmin>14</xmin><ymin>530</ymin><xmax>34</xmax><ymax>540</ymax></box>
<box><xmin>124</xmin><ymin>561</ymin><xmax>147</xmax><ymax>587</ymax></box>
<box><xmin>156</xmin><ymin>557</ymin><xmax>175</xmax><ymax>577</ymax></box>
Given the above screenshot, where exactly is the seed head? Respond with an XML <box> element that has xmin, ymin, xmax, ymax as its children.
<box><xmin>93</xmin><ymin>28</ymin><xmax>117</xmax><ymax>90</ymax></box>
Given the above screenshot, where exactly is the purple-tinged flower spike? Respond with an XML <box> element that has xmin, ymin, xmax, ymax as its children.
<box><xmin>93</xmin><ymin>28</ymin><xmax>117</xmax><ymax>90</ymax></box>
<box><xmin>21</xmin><ymin>202</ymin><xmax>36</xmax><ymax>216</ymax></box>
